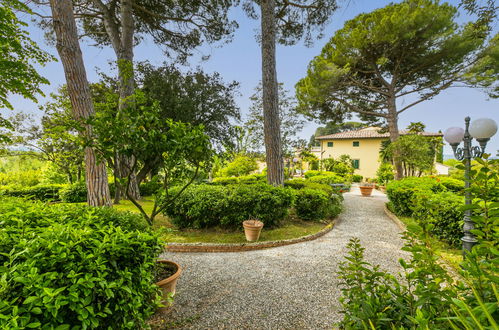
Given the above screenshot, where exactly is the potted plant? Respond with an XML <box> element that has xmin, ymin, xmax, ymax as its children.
<box><xmin>359</xmin><ymin>180</ymin><xmax>374</xmax><ymax>197</ymax></box>
<box><xmin>242</xmin><ymin>219</ymin><xmax>264</xmax><ymax>241</ymax></box>
<box><xmin>155</xmin><ymin>260</ymin><xmax>182</xmax><ymax>311</ymax></box>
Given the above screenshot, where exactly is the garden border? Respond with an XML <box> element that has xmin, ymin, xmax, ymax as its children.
<box><xmin>165</xmin><ymin>220</ymin><xmax>336</xmax><ymax>253</ymax></box>
<box><xmin>383</xmin><ymin>203</ymin><xmax>406</xmax><ymax>231</ymax></box>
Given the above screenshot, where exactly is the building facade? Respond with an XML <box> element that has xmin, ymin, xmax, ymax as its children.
<box><xmin>316</xmin><ymin>127</ymin><xmax>442</xmax><ymax>179</ymax></box>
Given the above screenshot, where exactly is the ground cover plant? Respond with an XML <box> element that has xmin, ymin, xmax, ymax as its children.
<box><xmin>0</xmin><ymin>197</ymin><xmax>163</xmax><ymax>328</ymax></box>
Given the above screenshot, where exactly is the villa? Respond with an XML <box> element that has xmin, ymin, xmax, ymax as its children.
<box><xmin>315</xmin><ymin>127</ymin><xmax>443</xmax><ymax>178</ymax></box>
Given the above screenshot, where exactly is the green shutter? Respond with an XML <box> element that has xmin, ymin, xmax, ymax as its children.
<box><xmin>353</xmin><ymin>141</ymin><xmax>360</xmax><ymax>147</ymax></box>
<box><xmin>353</xmin><ymin>159</ymin><xmax>360</xmax><ymax>169</ymax></box>
<box><xmin>327</xmin><ymin>141</ymin><xmax>334</xmax><ymax>147</ymax></box>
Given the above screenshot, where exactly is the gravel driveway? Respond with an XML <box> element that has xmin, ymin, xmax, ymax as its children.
<box><xmin>159</xmin><ymin>186</ymin><xmax>408</xmax><ymax>329</ymax></box>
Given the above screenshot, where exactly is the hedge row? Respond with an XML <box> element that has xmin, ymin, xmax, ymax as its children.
<box><xmin>0</xmin><ymin>180</ymin><xmax>163</xmax><ymax>202</ymax></box>
<box><xmin>386</xmin><ymin>177</ymin><xmax>464</xmax><ymax>247</ymax></box>
<box><xmin>0</xmin><ymin>197</ymin><xmax>161</xmax><ymax>328</ymax></box>
<box><xmin>211</xmin><ymin>173</ymin><xmax>266</xmax><ymax>185</ymax></box>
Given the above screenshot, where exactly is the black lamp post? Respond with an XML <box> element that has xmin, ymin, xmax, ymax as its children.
<box><xmin>443</xmin><ymin>117</ymin><xmax>497</xmax><ymax>252</ymax></box>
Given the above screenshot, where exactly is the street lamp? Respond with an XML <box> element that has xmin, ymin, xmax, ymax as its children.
<box><xmin>443</xmin><ymin>117</ymin><xmax>497</xmax><ymax>252</ymax></box>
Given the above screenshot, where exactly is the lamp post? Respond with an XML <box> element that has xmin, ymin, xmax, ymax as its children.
<box><xmin>443</xmin><ymin>117</ymin><xmax>497</xmax><ymax>252</ymax></box>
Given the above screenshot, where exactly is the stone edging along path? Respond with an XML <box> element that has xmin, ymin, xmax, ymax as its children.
<box><xmin>165</xmin><ymin>221</ymin><xmax>336</xmax><ymax>253</ymax></box>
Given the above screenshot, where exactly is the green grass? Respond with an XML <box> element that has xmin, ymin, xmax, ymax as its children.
<box><xmin>113</xmin><ymin>198</ymin><xmax>330</xmax><ymax>244</ymax></box>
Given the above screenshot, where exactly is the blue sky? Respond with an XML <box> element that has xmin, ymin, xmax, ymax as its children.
<box><xmin>7</xmin><ymin>0</ymin><xmax>499</xmax><ymax>156</ymax></box>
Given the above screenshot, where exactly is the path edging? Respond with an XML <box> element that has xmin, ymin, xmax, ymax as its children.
<box><xmin>165</xmin><ymin>221</ymin><xmax>335</xmax><ymax>253</ymax></box>
<box><xmin>383</xmin><ymin>203</ymin><xmax>406</xmax><ymax>231</ymax></box>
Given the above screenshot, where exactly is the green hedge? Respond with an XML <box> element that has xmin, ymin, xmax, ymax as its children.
<box><xmin>163</xmin><ymin>183</ymin><xmax>294</xmax><ymax>228</ymax></box>
<box><xmin>308</xmin><ymin>174</ymin><xmax>346</xmax><ymax>185</ymax></box>
<box><xmin>284</xmin><ymin>178</ymin><xmax>334</xmax><ymax>195</ymax></box>
<box><xmin>0</xmin><ymin>184</ymin><xmax>64</xmax><ymax>201</ymax></box>
<box><xmin>211</xmin><ymin>173</ymin><xmax>266</xmax><ymax>185</ymax></box>
<box><xmin>295</xmin><ymin>188</ymin><xmax>342</xmax><ymax>221</ymax></box>
<box><xmin>437</xmin><ymin>176</ymin><xmax>465</xmax><ymax>194</ymax></box>
<box><xmin>0</xmin><ymin>198</ymin><xmax>161</xmax><ymax>328</ymax></box>
<box><xmin>386</xmin><ymin>177</ymin><xmax>446</xmax><ymax>216</ymax></box>
<box><xmin>352</xmin><ymin>174</ymin><xmax>363</xmax><ymax>183</ymax></box>
<box><xmin>60</xmin><ymin>182</ymin><xmax>87</xmax><ymax>203</ymax></box>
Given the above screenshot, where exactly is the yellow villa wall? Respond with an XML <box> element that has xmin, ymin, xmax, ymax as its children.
<box><xmin>320</xmin><ymin>138</ymin><xmax>387</xmax><ymax>179</ymax></box>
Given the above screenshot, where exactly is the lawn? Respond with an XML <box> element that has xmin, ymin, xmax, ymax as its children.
<box><xmin>113</xmin><ymin>198</ymin><xmax>330</xmax><ymax>244</ymax></box>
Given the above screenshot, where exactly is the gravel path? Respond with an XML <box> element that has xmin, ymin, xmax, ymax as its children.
<box><xmin>159</xmin><ymin>186</ymin><xmax>409</xmax><ymax>329</ymax></box>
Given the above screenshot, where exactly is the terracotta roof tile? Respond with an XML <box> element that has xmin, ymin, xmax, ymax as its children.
<box><xmin>316</xmin><ymin>127</ymin><xmax>443</xmax><ymax>140</ymax></box>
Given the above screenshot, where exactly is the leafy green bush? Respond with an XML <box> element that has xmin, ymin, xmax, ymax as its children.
<box><xmin>0</xmin><ymin>184</ymin><xmax>64</xmax><ymax>201</ymax></box>
<box><xmin>139</xmin><ymin>179</ymin><xmax>163</xmax><ymax>196</ymax></box>
<box><xmin>0</xmin><ymin>198</ymin><xmax>161</xmax><ymax>328</ymax></box>
<box><xmin>284</xmin><ymin>178</ymin><xmax>334</xmax><ymax>195</ymax></box>
<box><xmin>376</xmin><ymin>163</ymin><xmax>394</xmax><ymax>185</ymax></box>
<box><xmin>0</xmin><ymin>169</ymin><xmax>42</xmax><ymax>187</ymax></box>
<box><xmin>60</xmin><ymin>182</ymin><xmax>87</xmax><ymax>203</ymax></box>
<box><xmin>352</xmin><ymin>174</ymin><xmax>363</xmax><ymax>183</ymax></box>
<box><xmin>386</xmin><ymin>177</ymin><xmax>445</xmax><ymax>216</ymax></box>
<box><xmin>411</xmin><ymin>191</ymin><xmax>463</xmax><ymax>247</ymax></box>
<box><xmin>163</xmin><ymin>183</ymin><xmax>294</xmax><ymax>228</ymax></box>
<box><xmin>308</xmin><ymin>173</ymin><xmax>345</xmax><ymax>185</ymax></box>
<box><xmin>304</xmin><ymin>170</ymin><xmax>324</xmax><ymax>178</ymax></box>
<box><xmin>295</xmin><ymin>188</ymin><xmax>342</xmax><ymax>221</ymax></box>
<box><xmin>212</xmin><ymin>173</ymin><xmax>265</xmax><ymax>185</ymax></box>
<box><xmin>218</xmin><ymin>155</ymin><xmax>258</xmax><ymax>177</ymax></box>
<box><xmin>437</xmin><ymin>176</ymin><xmax>465</xmax><ymax>193</ymax></box>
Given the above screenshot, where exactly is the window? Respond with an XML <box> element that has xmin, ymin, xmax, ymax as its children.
<box><xmin>353</xmin><ymin>141</ymin><xmax>360</xmax><ymax>147</ymax></box>
<box><xmin>353</xmin><ymin>159</ymin><xmax>360</xmax><ymax>169</ymax></box>
<box><xmin>327</xmin><ymin>142</ymin><xmax>334</xmax><ymax>147</ymax></box>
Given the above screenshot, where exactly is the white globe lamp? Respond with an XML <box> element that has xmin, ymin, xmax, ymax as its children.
<box><xmin>443</xmin><ymin>127</ymin><xmax>465</xmax><ymax>145</ymax></box>
<box><xmin>469</xmin><ymin>118</ymin><xmax>497</xmax><ymax>140</ymax></box>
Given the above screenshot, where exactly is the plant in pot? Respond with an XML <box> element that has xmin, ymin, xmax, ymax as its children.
<box><xmin>242</xmin><ymin>219</ymin><xmax>264</xmax><ymax>242</ymax></box>
<box><xmin>359</xmin><ymin>179</ymin><xmax>374</xmax><ymax>197</ymax></box>
<box><xmin>154</xmin><ymin>260</ymin><xmax>182</xmax><ymax>311</ymax></box>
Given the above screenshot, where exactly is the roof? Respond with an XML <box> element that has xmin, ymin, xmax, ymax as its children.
<box><xmin>316</xmin><ymin>127</ymin><xmax>443</xmax><ymax>140</ymax></box>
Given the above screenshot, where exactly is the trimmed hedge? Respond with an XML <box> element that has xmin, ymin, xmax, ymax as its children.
<box><xmin>308</xmin><ymin>174</ymin><xmax>346</xmax><ymax>185</ymax></box>
<box><xmin>437</xmin><ymin>176</ymin><xmax>465</xmax><ymax>194</ymax></box>
<box><xmin>352</xmin><ymin>174</ymin><xmax>363</xmax><ymax>183</ymax></box>
<box><xmin>295</xmin><ymin>188</ymin><xmax>342</xmax><ymax>221</ymax></box>
<box><xmin>163</xmin><ymin>183</ymin><xmax>294</xmax><ymax>228</ymax></box>
<box><xmin>211</xmin><ymin>173</ymin><xmax>266</xmax><ymax>185</ymax></box>
<box><xmin>0</xmin><ymin>198</ymin><xmax>161</xmax><ymax>328</ymax></box>
<box><xmin>284</xmin><ymin>178</ymin><xmax>334</xmax><ymax>195</ymax></box>
<box><xmin>0</xmin><ymin>184</ymin><xmax>64</xmax><ymax>201</ymax></box>
<box><xmin>386</xmin><ymin>177</ymin><xmax>446</xmax><ymax>216</ymax></box>
<box><xmin>60</xmin><ymin>182</ymin><xmax>87</xmax><ymax>203</ymax></box>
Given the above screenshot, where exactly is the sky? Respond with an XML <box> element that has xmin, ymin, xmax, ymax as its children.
<box><xmin>6</xmin><ymin>0</ymin><xmax>499</xmax><ymax>156</ymax></box>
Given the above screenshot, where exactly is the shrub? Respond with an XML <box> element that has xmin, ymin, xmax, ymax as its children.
<box><xmin>218</xmin><ymin>155</ymin><xmax>258</xmax><ymax>177</ymax></box>
<box><xmin>60</xmin><ymin>182</ymin><xmax>87</xmax><ymax>203</ymax></box>
<box><xmin>0</xmin><ymin>198</ymin><xmax>161</xmax><ymax>329</ymax></box>
<box><xmin>376</xmin><ymin>163</ymin><xmax>394</xmax><ymax>185</ymax></box>
<box><xmin>0</xmin><ymin>169</ymin><xmax>42</xmax><ymax>187</ymax></box>
<box><xmin>212</xmin><ymin>173</ymin><xmax>266</xmax><ymax>185</ymax></box>
<box><xmin>284</xmin><ymin>178</ymin><xmax>334</xmax><ymax>195</ymax></box>
<box><xmin>0</xmin><ymin>184</ymin><xmax>64</xmax><ymax>201</ymax></box>
<box><xmin>411</xmin><ymin>191</ymin><xmax>464</xmax><ymax>247</ymax></box>
<box><xmin>437</xmin><ymin>176</ymin><xmax>465</xmax><ymax>193</ymax></box>
<box><xmin>352</xmin><ymin>174</ymin><xmax>363</xmax><ymax>183</ymax></box>
<box><xmin>163</xmin><ymin>183</ymin><xmax>294</xmax><ymax>228</ymax></box>
<box><xmin>295</xmin><ymin>188</ymin><xmax>342</xmax><ymax>221</ymax></box>
<box><xmin>304</xmin><ymin>170</ymin><xmax>324</xmax><ymax>178</ymax></box>
<box><xmin>386</xmin><ymin>177</ymin><xmax>445</xmax><ymax>216</ymax></box>
<box><xmin>139</xmin><ymin>179</ymin><xmax>163</xmax><ymax>196</ymax></box>
<box><xmin>308</xmin><ymin>173</ymin><xmax>345</xmax><ymax>185</ymax></box>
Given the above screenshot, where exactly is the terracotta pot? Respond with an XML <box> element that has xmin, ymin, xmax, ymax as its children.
<box><xmin>359</xmin><ymin>186</ymin><xmax>374</xmax><ymax>197</ymax></box>
<box><xmin>156</xmin><ymin>260</ymin><xmax>182</xmax><ymax>310</ymax></box>
<box><xmin>243</xmin><ymin>220</ymin><xmax>264</xmax><ymax>241</ymax></box>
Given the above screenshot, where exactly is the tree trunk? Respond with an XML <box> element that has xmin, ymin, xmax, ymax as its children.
<box><xmin>115</xmin><ymin>0</ymin><xmax>140</xmax><ymax>200</ymax></box>
<box><xmin>260</xmin><ymin>0</ymin><xmax>284</xmax><ymax>186</ymax></box>
<box><xmin>50</xmin><ymin>0</ymin><xmax>111</xmax><ymax>207</ymax></box>
<box><xmin>387</xmin><ymin>97</ymin><xmax>403</xmax><ymax>180</ymax></box>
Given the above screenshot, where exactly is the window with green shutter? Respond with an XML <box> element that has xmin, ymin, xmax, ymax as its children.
<box><xmin>353</xmin><ymin>159</ymin><xmax>360</xmax><ymax>169</ymax></box>
<box><xmin>327</xmin><ymin>142</ymin><xmax>334</xmax><ymax>147</ymax></box>
<box><xmin>353</xmin><ymin>141</ymin><xmax>360</xmax><ymax>147</ymax></box>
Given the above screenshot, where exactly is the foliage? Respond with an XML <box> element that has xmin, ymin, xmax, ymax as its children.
<box><xmin>296</xmin><ymin>0</ymin><xmax>490</xmax><ymax>126</ymax></box>
<box><xmin>138</xmin><ymin>63</ymin><xmax>240</xmax><ymax>151</ymax></box>
<box><xmin>284</xmin><ymin>178</ymin><xmax>334</xmax><ymax>196</ymax></box>
<box><xmin>411</xmin><ymin>191</ymin><xmax>464</xmax><ymax>247</ymax></box>
<box><xmin>92</xmin><ymin>91</ymin><xmax>213</xmax><ymax>224</ymax></box>
<box><xmin>0</xmin><ymin>184</ymin><xmax>64</xmax><ymax>201</ymax></box>
<box><xmin>386</xmin><ymin>177</ymin><xmax>446</xmax><ymax>216</ymax></box>
<box><xmin>351</xmin><ymin>174</ymin><xmax>363</xmax><ymax>183</ymax></box>
<box><xmin>139</xmin><ymin>179</ymin><xmax>163</xmax><ymax>197</ymax></box>
<box><xmin>244</xmin><ymin>83</ymin><xmax>306</xmax><ymax>155</ymax></box>
<box><xmin>384</xmin><ymin>134</ymin><xmax>437</xmax><ymax>177</ymax></box>
<box><xmin>308</xmin><ymin>173</ymin><xmax>346</xmax><ymax>185</ymax></box>
<box><xmin>163</xmin><ymin>183</ymin><xmax>294</xmax><ymax>229</ymax></box>
<box><xmin>217</xmin><ymin>155</ymin><xmax>258</xmax><ymax>177</ymax></box>
<box><xmin>0</xmin><ymin>197</ymin><xmax>161</xmax><ymax>328</ymax></box>
<box><xmin>212</xmin><ymin>173</ymin><xmax>266</xmax><ymax>185</ymax></box>
<box><xmin>60</xmin><ymin>182</ymin><xmax>87</xmax><ymax>203</ymax></box>
<box><xmin>0</xmin><ymin>169</ymin><xmax>42</xmax><ymax>187</ymax></box>
<box><xmin>376</xmin><ymin>163</ymin><xmax>394</xmax><ymax>186</ymax></box>
<box><xmin>465</xmin><ymin>32</ymin><xmax>499</xmax><ymax>98</ymax></box>
<box><xmin>0</xmin><ymin>0</ymin><xmax>53</xmax><ymax>142</ymax></box>
<box><xmin>294</xmin><ymin>188</ymin><xmax>342</xmax><ymax>221</ymax></box>
<box><xmin>438</xmin><ymin>176</ymin><xmax>465</xmax><ymax>193</ymax></box>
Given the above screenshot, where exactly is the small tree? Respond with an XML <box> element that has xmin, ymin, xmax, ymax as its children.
<box><xmin>93</xmin><ymin>93</ymin><xmax>213</xmax><ymax>224</ymax></box>
<box><xmin>296</xmin><ymin>0</ymin><xmax>492</xmax><ymax>179</ymax></box>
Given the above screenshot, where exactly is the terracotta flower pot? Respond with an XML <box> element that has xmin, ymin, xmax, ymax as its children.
<box><xmin>155</xmin><ymin>260</ymin><xmax>182</xmax><ymax>311</ymax></box>
<box><xmin>243</xmin><ymin>220</ymin><xmax>264</xmax><ymax>241</ymax></box>
<box><xmin>359</xmin><ymin>186</ymin><xmax>374</xmax><ymax>197</ymax></box>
